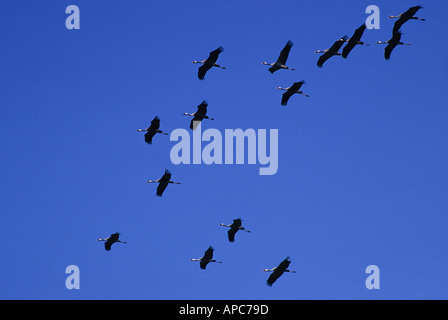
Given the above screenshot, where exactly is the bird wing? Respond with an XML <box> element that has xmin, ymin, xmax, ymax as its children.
<box><xmin>190</xmin><ymin>117</ymin><xmax>202</xmax><ymax>130</ymax></box>
<box><xmin>281</xmin><ymin>91</ymin><xmax>294</xmax><ymax>106</ymax></box>
<box><xmin>341</xmin><ymin>41</ymin><xmax>357</xmax><ymax>58</ymax></box>
<box><xmin>342</xmin><ymin>25</ymin><xmax>366</xmax><ymax>58</ymax></box>
<box><xmin>316</xmin><ymin>51</ymin><xmax>332</xmax><ymax>68</ymax></box>
<box><xmin>392</xmin><ymin>16</ymin><xmax>406</xmax><ymax>34</ymax></box>
<box><xmin>276</xmin><ymin>40</ymin><xmax>293</xmax><ymax>65</ymax></box>
<box><xmin>227</xmin><ymin>227</ymin><xmax>238</xmax><ymax>242</ymax></box>
<box><xmin>277</xmin><ymin>256</ymin><xmax>292</xmax><ymax>270</ymax></box>
<box><xmin>266</xmin><ymin>269</ymin><xmax>283</xmax><ymax>286</ymax></box>
<box><xmin>149</xmin><ymin>116</ymin><xmax>160</xmax><ymax>131</ymax></box>
<box><xmin>198</xmin><ymin>64</ymin><xmax>211</xmax><ymax>80</ymax></box>
<box><xmin>290</xmin><ymin>81</ymin><xmax>304</xmax><ymax>91</ymax></box>
<box><xmin>197</xmin><ymin>101</ymin><xmax>208</xmax><ymax>114</ymax></box>
<box><xmin>105</xmin><ymin>240</ymin><xmax>113</xmax><ymax>251</ymax></box>
<box><xmin>200</xmin><ymin>260</ymin><xmax>209</xmax><ymax>269</ymax></box>
<box><xmin>385</xmin><ymin>31</ymin><xmax>401</xmax><ymax>60</ymax></box>
<box><xmin>384</xmin><ymin>42</ymin><xmax>397</xmax><ymax>60</ymax></box>
<box><xmin>352</xmin><ymin>23</ymin><xmax>367</xmax><ymax>40</ymax></box>
<box><xmin>203</xmin><ymin>246</ymin><xmax>214</xmax><ymax>260</ymax></box>
<box><xmin>232</xmin><ymin>219</ymin><xmax>242</xmax><ymax>228</ymax></box>
<box><xmin>156</xmin><ymin>181</ymin><xmax>169</xmax><ymax>196</ymax></box>
<box><xmin>207</xmin><ymin>47</ymin><xmax>224</xmax><ymax>63</ymax></box>
<box><xmin>404</xmin><ymin>5</ymin><xmax>423</xmax><ymax>18</ymax></box>
<box><xmin>144</xmin><ymin>130</ymin><xmax>156</xmax><ymax>144</ymax></box>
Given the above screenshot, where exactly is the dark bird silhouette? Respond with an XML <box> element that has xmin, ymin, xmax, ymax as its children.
<box><xmin>342</xmin><ymin>24</ymin><xmax>370</xmax><ymax>58</ymax></box>
<box><xmin>97</xmin><ymin>232</ymin><xmax>127</xmax><ymax>251</ymax></box>
<box><xmin>276</xmin><ymin>80</ymin><xmax>309</xmax><ymax>106</ymax></box>
<box><xmin>315</xmin><ymin>36</ymin><xmax>348</xmax><ymax>67</ymax></box>
<box><xmin>192</xmin><ymin>47</ymin><xmax>226</xmax><ymax>80</ymax></box>
<box><xmin>191</xmin><ymin>246</ymin><xmax>222</xmax><ymax>269</ymax></box>
<box><xmin>262</xmin><ymin>40</ymin><xmax>296</xmax><ymax>73</ymax></box>
<box><xmin>136</xmin><ymin>116</ymin><xmax>168</xmax><ymax>145</ymax></box>
<box><xmin>377</xmin><ymin>31</ymin><xmax>411</xmax><ymax>60</ymax></box>
<box><xmin>147</xmin><ymin>169</ymin><xmax>180</xmax><ymax>197</ymax></box>
<box><xmin>182</xmin><ymin>100</ymin><xmax>214</xmax><ymax>130</ymax></box>
<box><xmin>220</xmin><ymin>218</ymin><xmax>251</xmax><ymax>242</ymax></box>
<box><xmin>263</xmin><ymin>256</ymin><xmax>296</xmax><ymax>286</ymax></box>
<box><xmin>390</xmin><ymin>5</ymin><xmax>425</xmax><ymax>34</ymax></box>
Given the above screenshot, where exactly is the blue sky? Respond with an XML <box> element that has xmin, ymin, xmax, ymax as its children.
<box><xmin>0</xmin><ymin>1</ymin><xmax>447</xmax><ymax>299</ymax></box>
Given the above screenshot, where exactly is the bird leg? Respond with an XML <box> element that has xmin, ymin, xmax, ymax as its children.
<box><xmin>157</xmin><ymin>130</ymin><xmax>168</xmax><ymax>135</ymax></box>
<box><xmin>239</xmin><ymin>227</ymin><xmax>251</xmax><ymax>233</ymax></box>
<box><xmin>214</xmin><ymin>63</ymin><xmax>226</xmax><ymax>69</ymax></box>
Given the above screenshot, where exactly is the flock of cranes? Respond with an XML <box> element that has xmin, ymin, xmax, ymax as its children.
<box><xmin>98</xmin><ymin>5</ymin><xmax>425</xmax><ymax>288</ymax></box>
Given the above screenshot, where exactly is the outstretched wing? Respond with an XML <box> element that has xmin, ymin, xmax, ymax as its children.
<box><xmin>206</xmin><ymin>47</ymin><xmax>224</xmax><ymax>63</ymax></box>
<box><xmin>156</xmin><ymin>181</ymin><xmax>168</xmax><ymax>196</ymax></box>
<box><xmin>342</xmin><ymin>25</ymin><xmax>366</xmax><ymax>58</ymax></box>
<box><xmin>276</xmin><ymin>40</ymin><xmax>293</xmax><ymax>65</ymax></box>
<box><xmin>198</xmin><ymin>64</ymin><xmax>211</xmax><ymax>80</ymax></box>
<box><xmin>289</xmin><ymin>81</ymin><xmax>304</xmax><ymax>91</ymax></box>
<box><xmin>144</xmin><ymin>131</ymin><xmax>156</xmax><ymax>144</ymax></box>
<box><xmin>281</xmin><ymin>91</ymin><xmax>294</xmax><ymax>106</ymax></box>
<box><xmin>317</xmin><ymin>51</ymin><xmax>332</xmax><ymax>68</ymax></box>
<box><xmin>385</xmin><ymin>31</ymin><xmax>402</xmax><ymax>60</ymax></box>
<box><xmin>342</xmin><ymin>41</ymin><xmax>357</xmax><ymax>58</ymax></box>
<box><xmin>149</xmin><ymin>116</ymin><xmax>160</xmax><ymax>131</ymax></box>
<box><xmin>227</xmin><ymin>227</ymin><xmax>238</xmax><ymax>242</ymax></box>
<box><xmin>392</xmin><ymin>17</ymin><xmax>406</xmax><ymax>34</ymax></box>
<box><xmin>266</xmin><ymin>269</ymin><xmax>283</xmax><ymax>286</ymax></box>
<box><xmin>277</xmin><ymin>256</ymin><xmax>292</xmax><ymax>270</ymax></box>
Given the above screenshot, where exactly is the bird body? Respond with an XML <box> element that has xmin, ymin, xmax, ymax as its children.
<box><xmin>263</xmin><ymin>256</ymin><xmax>296</xmax><ymax>286</ymax></box>
<box><xmin>183</xmin><ymin>100</ymin><xmax>214</xmax><ymax>130</ymax></box>
<box><xmin>97</xmin><ymin>232</ymin><xmax>127</xmax><ymax>251</ymax></box>
<box><xmin>147</xmin><ymin>169</ymin><xmax>181</xmax><ymax>196</ymax></box>
<box><xmin>262</xmin><ymin>40</ymin><xmax>295</xmax><ymax>73</ymax></box>
<box><xmin>137</xmin><ymin>116</ymin><xmax>168</xmax><ymax>145</ymax></box>
<box><xmin>276</xmin><ymin>80</ymin><xmax>309</xmax><ymax>106</ymax></box>
<box><xmin>315</xmin><ymin>36</ymin><xmax>348</xmax><ymax>67</ymax></box>
<box><xmin>191</xmin><ymin>246</ymin><xmax>222</xmax><ymax>269</ymax></box>
<box><xmin>220</xmin><ymin>218</ymin><xmax>251</xmax><ymax>242</ymax></box>
<box><xmin>193</xmin><ymin>47</ymin><xmax>226</xmax><ymax>80</ymax></box>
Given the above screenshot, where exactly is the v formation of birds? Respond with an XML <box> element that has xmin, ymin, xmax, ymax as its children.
<box><xmin>99</xmin><ymin>6</ymin><xmax>425</xmax><ymax>287</ymax></box>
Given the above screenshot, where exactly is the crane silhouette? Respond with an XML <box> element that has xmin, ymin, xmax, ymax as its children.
<box><xmin>147</xmin><ymin>169</ymin><xmax>181</xmax><ymax>197</ymax></box>
<box><xmin>193</xmin><ymin>47</ymin><xmax>226</xmax><ymax>80</ymax></box>
<box><xmin>182</xmin><ymin>100</ymin><xmax>214</xmax><ymax>130</ymax></box>
<box><xmin>377</xmin><ymin>31</ymin><xmax>411</xmax><ymax>60</ymax></box>
<box><xmin>191</xmin><ymin>246</ymin><xmax>222</xmax><ymax>269</ymax></box>
<box><xmin>276</xmin><ymin>80</ymin><xmax>309</xmax><ymax>106</ymax></box>
<box><xmin>342</xmin><ymin>24</ymin><xmax>370</xmax><ymax>58</ymax></box>
<box><xmin>136</xmin><ymin>116</ymin><xmax>168</xmax><ymax>145</ymax></box>
<box><xmin>220</xmin><ymin>218</ymin><xmax>251</xmax><ymax>242</ymax></box>
<box><xmin>262</xmin><ymin>40</ymin><xmax>296</xmax><ymax>73</ymax></box>
<box><xmin>315</xmin><ymin>36</ymin><xmax>348</xmax><ymax>67</ymax></box>
<box><xmin>263</xmin><ymin>256</ymin><xmax>296</xmax><ymax>286</ymax></box>
<box><xmin>97</xmin><ymin>232</ymin><xmax>127</xmax><ymax>251</ymax></box>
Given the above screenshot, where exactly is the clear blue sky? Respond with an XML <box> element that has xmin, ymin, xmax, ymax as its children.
<box><xmin>0</xmin><ymin>0</ymin><xmax>447</xmax><ymax>300</ymax></box>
